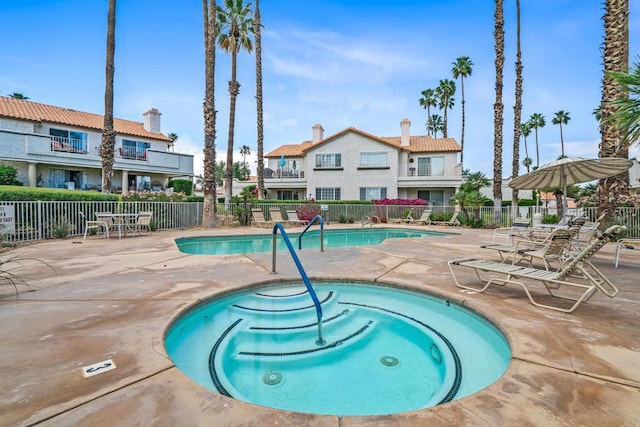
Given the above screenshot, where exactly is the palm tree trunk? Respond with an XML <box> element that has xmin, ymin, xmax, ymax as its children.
<box><xmin>255</xmin><ymin>0</ymin><xmax>265</xmax><ymax>199</ymax></box>
<box><xmin>202</xmin><ymin>0</ymin><xmax>218</xmax><ymax>228</ymax></box>
<box><xmin>224</xmin><ymin>52</ymin><xmax>240</xmax><ymax>208</ymax></box>
<box><xmin>493</xmin><ymin>0</ymin><xmax>504</xmax><ymax>216</ymax></box>
<box><xmin>512</xmin><ymin>0</ymin><xmax>523</xmax><ymax>208</ymax></box>
<box><xmin>443</xmin><ymin>95</ymin><xmax>448</xmax><ymax>138</ymax></box>
<box><xmin>598</xmin><ymin>0</ymin><xmax>629</xmax><ymax>220</ymax></box>
<box><xmin>460</xmin><ymin>80</ymin><xmax>465</xmax><ymax>166</ymax></box>
<box><xmin>101</xmin><ymin>0</ymin><xmax>116</xmax><ymax>195</ymax></box>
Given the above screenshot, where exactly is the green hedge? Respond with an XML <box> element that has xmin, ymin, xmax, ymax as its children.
<box><xmin>0</xmin><ymin>186</ymin><xmax>119</xmax><ymax>201</ymax></box>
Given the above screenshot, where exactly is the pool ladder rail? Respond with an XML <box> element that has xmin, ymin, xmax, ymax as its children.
<box><xmin>271</xmin><ymin>217</ymin><xmax>326</xmax><ymax>346</ymax></box>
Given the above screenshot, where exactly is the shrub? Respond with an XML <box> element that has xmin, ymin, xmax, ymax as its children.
<box><xmin>50</xmin><ymin>217</ymin><xmax>73</xmax><ymax>239</ymax></box>
<box><xmin>168</xmin><ymin>179</ymin><xmax>193</xmax><ymax>196</ymax></box>
<box><xmin>0</xmin><ymin>165</ymin><xmax>21</xmax><ymax>186</ymax></box>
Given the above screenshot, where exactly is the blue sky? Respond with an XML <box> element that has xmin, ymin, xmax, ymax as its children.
<box><xmin>1</xmin><ymin>0</ymin><xmax>639</xmax><ymax>178</ymax></box>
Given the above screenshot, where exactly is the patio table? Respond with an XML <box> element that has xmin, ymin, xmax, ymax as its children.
<box><xmin>111</xmin><ymin>213</ymin><xmax>138</xmax><ymax>239</ymax></box>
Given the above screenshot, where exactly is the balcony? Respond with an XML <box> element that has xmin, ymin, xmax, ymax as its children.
<box><xmin>264</xmin><ymin>168</ymin><xmax>304</xmax><ymax>179</ymax></box>
<box><xmin>51</xmin><ymin>136</ymin><xmax>87</xmax><ymax>154</ymax></box>
<box><xmin>118</xmin><ymin>146</ymin><xmax>147</xmax><ymax>161</ymax></box>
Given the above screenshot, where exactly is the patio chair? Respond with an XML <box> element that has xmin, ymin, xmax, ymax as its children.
<box><xmin>251</xmin><ymin>208</ymin><xmax>273</xmax><ymax>228</ymax></box>
<box><xmin>411</xmin><ymin>210</ymin><xmax>433</xmax><ymax>226</ymax></box>
<box><xmin>492</xmin><ymin>217</ymin><xmax>530</xmax><ymax>244</ymax></box>
<box><xmin>133</xmin><ymin>211</ymin><xmax>153</xmax><ymax>235</ymax></box>
<box><xmin>482</xmin><ymin>227</ymin><xmax>577</xmax><ymax>271</ymax></box>
<box><xmin>269</xmin><ymin>207</ymin><xmax>292</xmax><ymax>226</ymax></box>
<box><xmin>286</xmin><ymin>210</ymin><xmax>308</xmax><ymax>226</ymax></box>
<box><xmin>614</xmin><ymin>238</ymin><xmax>640</xmax><ymax>268</ymax></box>
<box><xmin>80</xmin><ymin>211</ymin><xmax>110</xmax><ymax>240</ymax></box>
<box><xmin>389</xmin><ymin>209</ymin><xmax>414</xmax><ymax>224</ymax></box>
<box><xmin>430</xmin><ymin>206</ymin><xmax>461</xmax><ymax>227</ymax></box>
<box><xmin>448</xmin><ymin>225</ymin><xmax>625</xmax><ymax>313</ymax></box>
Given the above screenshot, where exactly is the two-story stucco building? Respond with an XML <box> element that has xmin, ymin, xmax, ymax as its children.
<box><xmin>264</xmin><ymin>119</ymin><xmax>463</xmax><ymax>205</ymax></box>
<box><xmin>0</xmin><ymin>96</ymin><xmax>193</xmax><ymax>192</ymax></box>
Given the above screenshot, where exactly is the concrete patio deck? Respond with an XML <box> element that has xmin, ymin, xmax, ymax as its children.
<box><xmin>1</xmin><ymin>224</ymin><xmax>639</xmax><ymax>426</ymax></box>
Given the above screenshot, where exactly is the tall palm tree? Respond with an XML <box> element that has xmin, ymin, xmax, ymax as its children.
<box><xmin>435</xmin><ymin>79</ymin><xmax>455</xmax><ymax>138</ymax></box>
<box><xmin>511</xmin><ymin>0</ymin><xmax>523</xmax><ymax>207</ymax></box>
<box><xmin>552</xmin><ymin>110</ymin><xmax>571</xmax><ymax>156</ymax></box>
<box><xmin>418</xmin><ymin>88</ymin><xmax>437</xmax><ymax>136</ymax></box>
<box><xmin>254</xmin><ymin>0</ymin><xmax>265</xmax><ymax>199</ymax></box>
<box><xmin>8</xmin><ymin>93</ymin><xmax>29</xmax><ymax>100</ymax></box>
<box><xmin>520</xmin><ymin>122</ymin><xmax>532</xmax><ymax>172</ymax></box>
<box><xmin>598</xmin><ymin>0</ymin><xmax>629</xmax><ymax>219</ymax></box>
<box><xmin>167</xmin><ymin>132</ymin><xmax>178</xmax><ymax>152</ymax></box>
<box><xmin>428</xmin><ymin>114</ymin><xmax>444</xmax><ymax>137</ymax></box>
<box><xmin>216</xmin><ymin>0</ymin><xmax>254</xmax><ymax>206</ymax></box>
<box><xmin>101</xmin><ymin>0</ymin><xmax>116</xmax><ymax>194</ymax></box>
<box><xmin>202</xmin><ymin>0</ymin><xmax>218</xmax><ymax>228</ymax></box>
<box><xmin>528</xmin><ymin>113</ymin><xmax>546</xmax><ymax>168</ymax></box>
<box><xmin>607</xmin><ymin>58</ymin><xmax>640</xmax><ymax>146</ymax></box>
<box><xmin>239</xmin><ymin>144</ymin><xmax>251</xmax><ymax>178</ymax></box>
<box><xmin>493</xmin><ymin>0</ymin><xmax>505</xmax><ymax>212</ymax></box>
<box><xmin>452</xmin><ymin>56</ymin><xmax>473</xmax><ymax>166</ymax></box>
<box><xmin>522</xmin><ymin>157</ymin><xmax>533</xmax><ymax>173</ymax></box>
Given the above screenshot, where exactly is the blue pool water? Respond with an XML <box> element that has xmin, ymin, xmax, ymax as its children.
<box><xmin>175</xmin><ymin>228</ymin><xmax>448</xmax><ymax>255</ymax></box>
<box><xmin>165</xmin><ymin>281</ymin><xmax>511</xmax><ymax>416</ymax></box>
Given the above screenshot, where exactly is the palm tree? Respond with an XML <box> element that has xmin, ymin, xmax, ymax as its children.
<box><xmin>418</xmin><ymin>88</ymin><xmax>437</xmax><ymax>136</ymax></box>
<box><xmin>202</xmin><ymin>0</ymin><xmax>218</xmax><ymax>228</ymax></box>
<box><xmin>511</xmin><ymin>0</ymin><xmax>523</xmax><ymax>207</ymax></box>
<box><xmin>452</xmin><ymin>56</ymin><xmax>473</xmax><ymax>166</ymax></box>
<box><xmin>606</xmin><ymin>58</ymin><xmax>640</xmax><ymax>147</ymax></box>
<box><xmin>435</xmin><ymin>79</ymin><xmax>455</xmax><ymax>137</ymax></box>
<box><xmin>216</xmin><ymin>0</ymin><xmax>254</xmax><ymax>207</ymax></box>
<box><xmin>254</xmin><ymin>0</ymin><xmax>265</xmax><ymax>199</ymax></box>
<box><xmin>552</xmin><ymin>110</ymin><xmax>571</xmax><ymax>156</ymax></box>
<box><xmin>493</xmin><ymin>0</ymin><xmax>505</xmax><ymax>213</ymax></box>
<box><xmin>428</xmin><ymin>114</ymin><xmax>444</xmax><ymax>137</ymax></box>
<box><xmin>8</xmin><ymin>93</ymin><xmax>29</xmax><ymax>100</ymax></box>
<box><xmin>528</xmin><ymin>113</ymin><xmax>546</xmax><ymax>168</ymax></box>
<box><xmin>522</xmin><ymin>157</ymin><xmax>533</xmax><ymax>173</ymax></box>
<box><xmin>167</xmin><ymin>132</ymin><xmax>178</xmax><ymax>152</ymax></box>
<box><xmin>101</xmin><ymin>0</ymin><xmax>116</xmax><ymax>194</ymax></box>
<box><xmin>239</xmin><ymin>144</ymin><xmax>251</xmax><ymax>178</ymax></box>
<box><xmin>598</xmin><ymin>0</ymin><xmax>629</xmax><ymax>219</ymax></box>
<box><xmin>520</xmin><ymin>123</ymin><xmax>532</xmax><ymax>172</ymax></box>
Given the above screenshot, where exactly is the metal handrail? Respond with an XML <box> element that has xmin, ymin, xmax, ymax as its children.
<box><xmin>271</xmin><ymin>222</ymin><xmax>325</xmax><ymax>346</ymax></box>
<box><xmin>298</xmin><ymin>214</ymin><xmax>324</xmax><ymax>251</ymax></box>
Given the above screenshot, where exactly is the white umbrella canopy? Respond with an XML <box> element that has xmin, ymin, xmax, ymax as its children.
<box><xmin>509</xmin><ymin>157</ymin><xmax>633</xmax><ymax>190</ymax></box>
<box><xmin>509</xmin><ymin>157</ymin><xmax>633</xmax><ymax>222</ymax></box>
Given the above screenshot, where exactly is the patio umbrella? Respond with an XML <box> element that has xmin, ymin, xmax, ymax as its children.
<box><xmin>509</xmin><ymin>156</ymin><xmax>633</xmax><ymax>219</ymax></box>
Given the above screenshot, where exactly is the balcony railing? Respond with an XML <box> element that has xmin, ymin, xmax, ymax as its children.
<box><xmin>51</xmin><ymin>136</ymin><xmax>87</xmax><ymax>154</ymax></box>
<box><xmin>118</xmin><ymin>146</ymin><xmax>147</xmax><ymax>161</ymax></box>
<box><xmin>265</xmin><ymin>168</ymin><xmax>304</xmax><ymax>179</ymax></box>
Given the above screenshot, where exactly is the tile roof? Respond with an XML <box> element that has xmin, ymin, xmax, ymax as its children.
<box><xmin>0</xmin><ymin>96</ymin><xmax>170</xmax><ymax>141</ymax></box>
<box><xmin>265</xmin><ymin>126</ymin><xmax>460</xmax><ymax>157</ymax></box>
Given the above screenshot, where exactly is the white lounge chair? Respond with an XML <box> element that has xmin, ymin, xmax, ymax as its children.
<box><xmin>251</xmin><ymin>208</ymin><xmax>273</xmax><ymax>228</ymax></box>
<box><xmin>269</xmin><ymin>208</ymin><xmax>292</xmax><ymax>227</ymax></box>
<box><xmin>430</xmin><ymin>206</ymin><xmax>461</xmax><ymax>227</ymax></box>
<box><xmin>449</xmin><ymin>225</ymin><xmax>625</xmax><ymax>313</ymax></box>
<box><xmin>411</xmin><ymin>210</ymin><xmax>433</xmax><ymax>226</ymax></box>
<box><xmin>286</xmin><ymin>210</ymin><xmax>308</xmax><ymax>226</ymax></box>
<box><xmin>492</xmin><ymin>217</ymin><xmax>530</xmax><ymax>244</ymax></box>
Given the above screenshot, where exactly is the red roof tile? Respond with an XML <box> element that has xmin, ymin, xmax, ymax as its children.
<box><xmin>265</xmin><ymin>127</ymin><xmax>460</xmax><ymax>157</ymax></box>
<box><xmin>0</xmin><ymin>96</ymin><xmax>170</xmax><ymax>141</ymax></box>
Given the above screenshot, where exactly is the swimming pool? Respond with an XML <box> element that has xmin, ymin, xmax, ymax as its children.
<box><xmin>165</xmin><ymin>280</ymin><xmax>511</xmax><ymax>416</ymax></box>
<box><xmin>175</xmin><ymin>228</ymin><xmax>448</xmax><ymax>255</ymax></box>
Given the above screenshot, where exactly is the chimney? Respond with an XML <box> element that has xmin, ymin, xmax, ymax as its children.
<box><xmin>400</xmin><ymin>118</ymin><xmax>411</xmax><ymax>146</ymax></box>
<box><xmin>312</xmin><ymin>124</ymin><xmax>324</xmax><ymax>142</ymax></box>
<box><xmin>143</xmin><ymin>108</ymin><xmax>162</xmax><ymax>133</ymax></box>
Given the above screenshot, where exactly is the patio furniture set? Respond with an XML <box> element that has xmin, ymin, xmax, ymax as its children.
<box><xmin>80</xmin><ymin>211</ymin><xmax>153</xmax><ymax>240</ymax></box>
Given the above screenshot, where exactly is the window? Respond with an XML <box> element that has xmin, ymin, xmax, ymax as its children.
<box><xmin>359</xmin><ymin>152</ymin><xmax>388</xmax><ymax>167</ymax></box>
<box><xmin>316</xmin><ymin>188</ymin><xmax>341</xmax><ymax>201</ymax></box>
<box><xmin>315</xmin><ymin>153</ymin><xmax>341</xmax><ymax>168</ymax></box>
<box><xmin>360</xmin><ymin>187</ymin><xmax>387</xmax><ymax>201</ymax></box>
<box><xmin>417</xmin><ymin>190</ymin><xmax>445</xmax><ymax>206</ymax></box>
<box><xmin>417</xmin><ymin>156</ymin><xmax>444</xmax><ymax>176</ymax></box>
<box><xmin>122</xmin><ymin>139</ymin><xmax>151</xmax><ymax>160</ymax></box>
<box><xmin>50</xmin><ymin>129</ymin><xmax>87</xmax><ymax>153</ymax></box>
